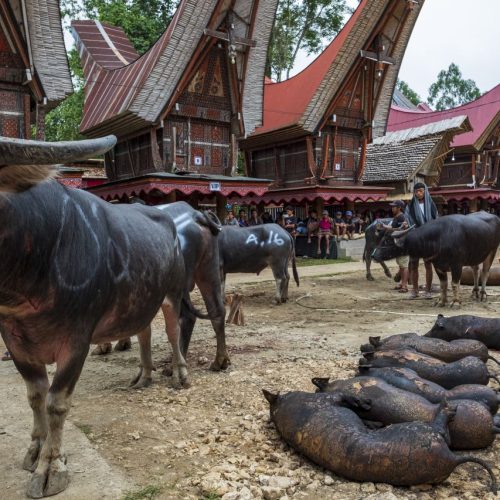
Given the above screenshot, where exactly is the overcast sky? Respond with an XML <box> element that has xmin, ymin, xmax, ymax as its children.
<box><xmin>292</xmin><ymin>0</ymin><xmax>500</xmax><ymax>101</ymax></box>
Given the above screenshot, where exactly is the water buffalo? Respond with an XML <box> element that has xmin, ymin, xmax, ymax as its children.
<box><xmin>372</xmin><ymin>212</ymin><xmax>500</xmax><ymax>306</ymax></box>
<box><xmin>0</xmin><ymin>136</ymin><xmax>193</xmax><ymax>498</ymax></box>
<box><xmin>218</xmin><ymin>224</ymin><xmax>299</xmax><ymax>304</ymax></box>
<box><xmin>362</xmin><ymin>218</ymin><xmax>392</xmax><ymax>281</ymax></box>
<box><xmin>426</xmin><ymin>314</ymin><xmax>500</xmax><ymax>349</ymax></box>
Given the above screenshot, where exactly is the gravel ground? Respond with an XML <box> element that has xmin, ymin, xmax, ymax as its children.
<box><xmin>1</xmin><ymin>260</ymin><xmax>500</xmax><ymax>499</ymax></box>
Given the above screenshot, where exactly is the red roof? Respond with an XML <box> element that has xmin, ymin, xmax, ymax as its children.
<box><xmin>388</xmin><ymin>84</ymin><xmax>500</xmax><ymax>149</ymax></box>
<box><xmin>254</xmin><ymin>0</ymin><xmax>368</xmax><ymax>135</ymax></box>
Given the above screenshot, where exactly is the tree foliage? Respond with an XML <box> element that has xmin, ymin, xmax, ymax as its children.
<box><xmin>396</xmin><ymin>80</ymin><xmax>421</xmax><ymax>106</ymax></box>
<box><xmin>45</xmin><ymin>1</ymin><xmax>177</xmax><ymax>141</ymax></box>
<box><xmin>427</xmin><ymin>63</ymin><xmax>481</xmax><ymax>111</ymax></box>
<box><xmin>266</xmin><ymin>0</ymin><xmax>348</xmax><ymax>82</ymax></box>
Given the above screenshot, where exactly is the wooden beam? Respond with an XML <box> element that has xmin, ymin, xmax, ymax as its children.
<box><xmin>306</xmin><ymin>136</ymin><xmax>317</xmax><ymax>178</ymax></box>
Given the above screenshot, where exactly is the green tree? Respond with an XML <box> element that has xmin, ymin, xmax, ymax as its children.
<box><xmin>45</xmin><ymin>49</ymin><xmax>84</xmax><ymax>141</ymax></box>
<box><xmin>266</xmin><ymin>0</ymin><xmax>348</xmax><ymax>82</ymax></box>
<box><xmin>396</xmin><ymin>79</ymin><xmax>421</xmax><ymax>106</ymax></box>
<box><xmin>46</xmin><ymin>1</ymin><xmax>177</xmax><ymax>141</ymax></box>
<box><xmin>427</xmin><ymin>63</ymin><xmax>481</xmax><ymax>111</ymax></box>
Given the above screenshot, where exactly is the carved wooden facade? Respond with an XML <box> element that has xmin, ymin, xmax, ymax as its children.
<box><xmin>0</xmin><ymin>0</ymin><xmax>71</xmax><ymax>139</ymax></box>
<box><xmin>240</xmin><ymin>0</ymin><xmax>424</xmax><ymax>206</ymax></box>
<box><xmin>73</xmin><ymin>0</ymin><xmax>278</xmax><ymax>186</ymax></box>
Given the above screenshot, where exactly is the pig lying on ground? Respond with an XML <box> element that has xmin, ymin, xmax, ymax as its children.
<box><xmin>356</xmin><ymin>366</ymin><xmax>500</xmax><ymax>414</ymax></box>
<box><xmin>262</xmin><ymin>390</ymin><xmax>497</xmax><ymax>491</ymax></box>
<box><xmin>312</xmin><ymin>376</ymin><xmax>497</xmax><ymax>450</ymax></box>
<box><xmin>359</xmin><ymin>349</ymin><xmax>497</xmax><ymax>389</ymax></box>
<box><xmin>360</xmin><ymin>332</ymin><xmax>499</xmax><ymax>365</ymax></box>
<box><xmin>426</xmin><ymin>314</ymin><xmax>500</xmax><ymax>350</ymax></box>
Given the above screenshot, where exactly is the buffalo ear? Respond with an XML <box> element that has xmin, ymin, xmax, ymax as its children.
<box><xmin>262</xmin><ymin>389</ymin><xmax>278</xmax><ymax>405</ymax></box>
<box><xmin>311</xmin><ymin>377</ymin><xmax>330</xmax><ymax>391</ymax></box>
<box><xmin>369</xmin><ymin>336</ymin><xmax>382</xmax><ymax>347</ymax></box>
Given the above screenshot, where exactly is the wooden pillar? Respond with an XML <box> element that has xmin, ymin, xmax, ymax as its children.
<box><xmin>189</xmin><ymin>192</ymin><xmax>199</xmax><ymax>209</ymax></box>
<box><xmin>151</xmin><ymin>128</ymin><xmax>163</xmax><ymax>170</ymax></box>
<box><xmin>216</xmin><ymin>193</ymin><xmax>227</xmax><ymax>222</ymax></box>
<box><xmin>469</xmin><ymin>198</ymin><xmax>479</xmax><ymax>213</ymax></box>
<box><xmin>165</xmin><ymin>191</ymin><xmax>176</xmax><ymax>203</ymax></box>
<box><xmin>314</xmin><ymin>197</ymin><xmax>324</xmax><ymax>215</ymax></box>
<box><xmin>346</xmin><ymin>200</ymin><xmax>355</xmax><ymax>212</ymax></box>
<box><xmin>36</xmin><ymin>104</ymin><xmax>46</xmax><ymax>140</ymax></box>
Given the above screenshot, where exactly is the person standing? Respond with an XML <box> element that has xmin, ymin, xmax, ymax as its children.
<box><xmin>381</xmin><ymin>200</ymin><xmax>409</xmax><ymax>293</ymax></box>
<box><xmin>405</xmin><ymin>182</ymin><xmax>438</xmax><ymax>298</ymax></box>
<box><xmin>283</xmin><ymin>206</ymin><xmax>297</xmax><ymax>236</ymax></box>
<box><xmin>238</xmin><ymin>209</ymin><xmax>249</xmax><ymax>227</ymax></box>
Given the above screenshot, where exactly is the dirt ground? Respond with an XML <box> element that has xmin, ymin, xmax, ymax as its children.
<box><xmin>1</xmin><ymin>260</ymin><xmax>500</xmax><ymax>500</ymax></box>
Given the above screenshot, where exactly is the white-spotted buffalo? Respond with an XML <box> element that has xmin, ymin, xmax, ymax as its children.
<box><xmin>362</xmin><ymin>218</ymin><xmax>393</xmax><ymax>281</ymax></box>
<box><xmin>218</xmin><ymin>224</ymin><xmax>299</xmax><ymax>304</ymax></box>
<box><xmin>0</xmin><ymin>136</ymin><xmax>193</xmax><ymax>498</ymax></box>
<box><xmin>372</xmin><ymin>212</ymin><xmax>500</xmax><ymax>306</ymax></box>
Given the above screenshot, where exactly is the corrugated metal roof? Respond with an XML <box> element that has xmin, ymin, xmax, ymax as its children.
<box><xmin>392</xmin><ymin>88</ymin><xmax>417</xmax><ymax>109</ymax></box>
<box><xmin>373</xmin><ymin>115</ymin><xmax>470</xmax><ymax>145</ymax></box>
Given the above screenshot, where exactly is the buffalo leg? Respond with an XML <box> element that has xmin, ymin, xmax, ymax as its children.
<box><xmin>130</xmin><ymin>327</ymin><xmax>154</xmax><ymax>389</ymax></box>
<box><xmin>27</xmin><ymin>346</ymin><xmax>89</xmax><ymax>498</ymax></box>
<box><xmin>197</xmin><ymin>276</ymin><xmax>230</xmax><ymax>372</ymax></box>
<box><xmin>272</xmin><ymin>264</ymin><xmax>289</xmax><ymax>305</ymax></box>
<box><xmin>480</xmin><ymin>250</ymin><xmax>496</xmax><ymax>301</ymax></box>
<box><xmin>161</xmin><ymin>299</ymin><xmax>189</xmax><ymax>389</ymax></box>
<box><xmin>365</xmin><ymin>250</ymin><xmax>374</xmax><ymax>281</ymax></box>
<box><xmin>471</xmin><ymin>265</ymin><xmax>480</xmax><ymax>299</ymax></box>
<box><xmin>450</xmin><ymin>265</ymin><xmax>463</xmax><ymax>308</ymax></box>
<box><xmin>15</xmin><ymin>361</ymin><xmax>50</xmax><ymax>473</ymax></box>
<box><xmin>434</xmin><ymin>268</ymin><xmax>448</xmax><ymax>307</ymax></box>
<box><xmin>380</xmin><ymin>261</ymin><xmax>392</xmax><ymax>279</ymax></box>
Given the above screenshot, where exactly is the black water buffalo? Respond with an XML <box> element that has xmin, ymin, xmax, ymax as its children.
<box><xmin>157</xmin><ymin>202</ymin><xmax>229</xmax><ymax>371</ymax></box>
<box><xmin>218</xmin><ymin>224</ymin><xmax>299</xmax><ymax>304</ymax></box>
<box><xmin>362</xmin><ymin>218</ymin><xmax>392</xmax><ymax>281</ymax></box>
<box><xmin>372</xmin><ymin>212</ymin><xmax>500</xmax><ymax>306</ymax></box>
<box><xmin>0</xmin><ymin>136</ymin><xmax>193</xmax><ymax>498</ymax></box>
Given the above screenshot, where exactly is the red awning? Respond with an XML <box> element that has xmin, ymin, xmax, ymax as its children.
<box><xmin>431</xmin><ymin>188</ymin><xmax>500</xmax><ymax>202</ymax></box>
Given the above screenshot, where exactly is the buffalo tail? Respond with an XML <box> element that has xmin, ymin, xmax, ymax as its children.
<box><xmin>181</xmin><ymin>295</ymin><xmax>211</xmax><ymax>320</ymax></box>
<box><xmin>290</xmin><ymin>234</ymin><xmax>299</xmax><ymax>287</ymax></box>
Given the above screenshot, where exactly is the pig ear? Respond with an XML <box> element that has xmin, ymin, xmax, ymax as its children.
<box><xmin>311</xmin><ymin>377</ymin><xmax>330</xmax><ymax>391</ymax></box>
<box><xmin>360</xmin><ymin>343</ymin><xmax>375</xmax><ymax>353</ymax></box>
<box><xmin>343</xmin><ymin>395</ymin><xmax>372</xmax><ymax>411</ymax></box>
<box><xmin>369</xmin><ymin>336</ymin><xmax>381</xmax><ymax>347</ymax></box>
<box><xmin>262</xmin><ymin>389</ymin><xmax>278</xmax><ymax>405</ymax></box>
<box><xmin>436</xmin><ymin>314</ymin><xmax>445</xmax><ymax>328</ymax></box>
<box><xmin>362</xmin><ymin>351</ymin><xmax>375</xmax><ymax>360</ymax></box>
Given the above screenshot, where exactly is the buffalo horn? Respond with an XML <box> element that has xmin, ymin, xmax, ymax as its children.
<box><xmin>0</xmin><ymin>135</ymin><xmax>117</xmax><ymax>166</ymax></box>
<box><xmin>392</xmin><ymin>224</ymin><xmax>415</xmax><ymax>239</ymax></box>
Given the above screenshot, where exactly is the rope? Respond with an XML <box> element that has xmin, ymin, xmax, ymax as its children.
<box><xmin>295</xmin><ymin>292</ymin><xmax>440</xmax><ymax>318</ymax></box>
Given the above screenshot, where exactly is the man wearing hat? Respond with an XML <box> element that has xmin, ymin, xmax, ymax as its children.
<box><xmin>405</xmin><ymin>182</ymin><xmax>438</xmax><ymax>298</ymax></box>
<box><xmin>382</xmin><ymin>200</ymin><xmax>409</xmax><ymax>292</ymax></box>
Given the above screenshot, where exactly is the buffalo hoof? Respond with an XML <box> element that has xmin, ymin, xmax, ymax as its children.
<box><xmin>27</xmin><ymin>456</ymin><xmax>68</xmax><ymax>499</ymax></box>
<box><xmin>434</xmin><ymin>299</ymin><xmax>447</xmax><ymax>307</ymax></box>
<box><xmin>114</xmin><ymin>338</ymin><xmax>132</xmax><ymax>351</ymax></box>
<box><xmin>210</xmin><ymin>356</ymin><xmax>231</xmax><ymax>372</ymax></box>
<box><xmin>162</xmin><ymin>366</ymin><xmax>173</xmax><ymax>377</ymax></box>
<box><xmin>129</xmin><ymin>369</ymin><xmax>152</xmax><ymax>389</ymax></box>
<box><xmin>91</xmin><ymin>343</ymin><xmax>112</xmax><ymax>356</ymax></box>
<box><xmin>480</xmin><ymin>291</ymin><xmax>488</xmax><ymax>302</ymax></box>
<box><xmin>171</xmin><ymin>375</ymin><xmax>190</xmax><ymax>390</ymax></box>
<box><xmin>449</xmin><ymin>300</ymin><xmax>461</xmax><ymax>309</ymax></box>
<box><xmin>366</xmin><ymin>274</ymin><xmax>375</xmax><ymax>281</ymax></box>
<box><xmin>23</xmin><ymin>439</ymin><xmax>43</xmax><ymax>472</ymax></box>
<box><xmin>472</xmin><ymin>289</ymin><xmax>480</xmax><ymax>299</ymax></box>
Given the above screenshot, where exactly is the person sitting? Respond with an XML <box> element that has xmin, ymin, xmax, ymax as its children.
<box><xmin>352</xmin><ymin>212</ymin><xmax>364</xmax><ymax>234</ymax></box>
<box><xmin>317</xmin><ymin>210</ymin><xmax>333</xmax><ymax>256</ymax></box>
<box><xmin>305</xmin><ymin>210</ymin><xmax>319</xmax><ymax>243</ymax></box>
<box><xmin>238</xmin><ymin>209</ymin><xmax>249</xmax><ymax>227</ymax></box>
<box><xmin>248</xmin><ymin>208</ymin><xmax>262</xmax><ymax>226</ymax></box>
<box><xmin>333</xmin><ymin>211</ymin><xmax>347</xmax><ymax>241</ymax></box>
<box><xmin>261</xmin><ymin>211</ymin><xmax>274</xmax><ymax>224</ymax></box>
<box><xmin>224</xmin><ymin>210</ymin><xmax>239</xmax><ymax>226</ymax></box>
<box><xmin>283</xmin><ymin>206</ymin><xmax>297</xmax><ymax>236</ymax></box>
<box><xmin>345</xmin><ymin>211</ymin><xmax>356</xmax><ymax>239</ymax></box>
<box><xmin>381</xmin><ymin>200</ymin><xmax>409</xmax><ymax>293</ymax></box>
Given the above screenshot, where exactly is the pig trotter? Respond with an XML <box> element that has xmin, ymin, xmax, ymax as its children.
<box><xmin>27</xmin><ymin>455</ymin><xmax>68</xmax><ymax>499</ymax></box>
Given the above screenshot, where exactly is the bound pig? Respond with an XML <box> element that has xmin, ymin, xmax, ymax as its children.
<box><xmin>357</xmin><ymin>366</ymin><xmax>500</xmax><ymax>414</ymax></box>
<box><xmin>312</xmin><ymin>376</ymin><xmax>497</xmax><ymax>450</ymax></box>
<box><xmin>262</xmin><ymin>390</ymin><xmax>497</xmax><ymax>492</ymax></box>
<box><xmin>426</xmin><ymin>314</ymin><xmax>500</xmax><ymax>350</ymax></box>
<box><xmin>359</xmin><ymin>349</ymin><xmax>497</xmax><ymax>389</ymax></box>
<box><xmin>361</xmin><ymin>332</ymin><xmax>499</xmax><ymax>365</ymax></box>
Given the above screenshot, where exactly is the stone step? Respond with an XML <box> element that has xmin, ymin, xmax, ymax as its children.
<box><xmin>337</xmin><ymin>237</ymin><xmax>366</xmax><ymax>261</ymax></box>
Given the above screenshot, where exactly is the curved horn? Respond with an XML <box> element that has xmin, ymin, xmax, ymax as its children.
<box><xmin>0</xmin><ymin>135</ymin><xmax>117</xmax><ymax>166</ymax></box>
<box><xmin>392</xmin><ymin>224</ymin><xmax>415</xmax><ymax>239</ymax></box>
